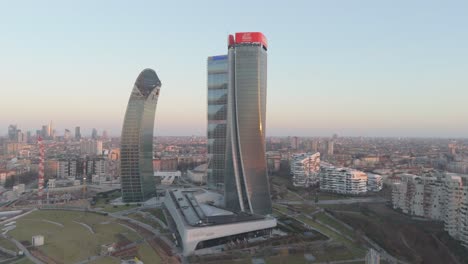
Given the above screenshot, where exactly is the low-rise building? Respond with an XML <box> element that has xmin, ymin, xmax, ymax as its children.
<box><xmin>187</xmin><ymin>164</ymin><xmax>207</xmax><ymax>184</ymax></box>
<box><xmin>32</xmin><ymin>235</ymin><xmax>44</xmax><ymax>246</ymax></box>
<box><xmin>164</xmin><ymin>188</ymin><xmax>277</xmax><ymax>256</ymax></box>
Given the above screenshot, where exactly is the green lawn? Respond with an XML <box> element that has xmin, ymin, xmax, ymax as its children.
<box><xmin>10</xmin><ymin>257</ymin><xmax>35</xmax><ymax>264</ymax></box>
<box><xmin>314</xmin><ymin>212</ymin><xmax>356</xmax><ymax>238</ymax></box>
<box><xmin>142</xmin><ymin>208</ymin><xmax>167</xmax><ymax>225</ymax></box>
<box><xmin>137</xmin><ymin>242</ymin><xmax>162</xmax><ymax>264</ymax></box>
<box><xmin>296</xmin><ymin>215</ymin><xmax>366</xmax><ymax>260</ymax></box>
<box><xmin>127</xmin><ymin>213</ymin><xmax>163</xmax><ymax>230</ymax></box>
<box><xmin>272</xmin><ymin>204</ymin><xmax>290</xmax><ymax>215</ymax></box>
<box><xmin>316</xmin><ymin>192</ymin><xmax>350</xmax><ymax>200</ymax></box>
<box><xmin>97</xmin><ymin>204</ymin><xmax>140</xmax><ymax>213</ymax></box>
<box><xmin>89</xmin><ymin>256</ymin><xmax>120</xmax><ymax>264</ymax></box>
<box><xmin>0</xmin><ymin>236</ymin><xmax>18</xmax><ymax>251</ymax></box>
<box><xmin>9</xmin><ymin>210</ymin><xmax>145</xmax><ymax>263</ymax></box>
<box><xmin>92</xmin><ymin>191</ymin><xmax>139</xmax><ymax>213</ymax></box>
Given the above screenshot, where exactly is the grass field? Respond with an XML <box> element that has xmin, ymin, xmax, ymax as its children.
<box><xmin>296</xmin><ymin>215</ymin><xmax>366</xmax><ymax>261</ymax></box>
<box><xmin>329</xmin><ymin>203</ymin><xmax>466</xmax><ymax>264</ymax></box>
<box><xmin>0</xmin><ymin>235</ymin><xmax>18</xmax><ymax>251</ymax></box>
<box><xmin>92</xmin><ymin>191</ymin><xmax>139</xmax><ymax>213</ymax></box>
<box><xmin>314</xmin><ymin>212</ymin><xmax>356</xmax><ymax>239</ymax></box>
<box><xmin>127</xmin><ymin>213</ymin><xmax>163</xmax><ymax>230</ymax></box>
<box><xmin>8</xmin><ymin>210</ymin><xmax>148</xmax><ymax>263</ymax></box>
<box><xmin>10</xmin><ymin>257</ymin><xmax>35</xmax><ymax>264</ymax></box>
<box><xmin>89</xmin><ymin>256</ymin><xmax>119</xmax><ymax>264</ymax></box>
<box><xmin>137</xmin><ymin>242</ymin><xmax>162</xmax><ymax>263</ymax></box>
<box><xmin>142</xmin><ymin>208</ymin><xmax>167</xmax><ymax>225</ymax></box>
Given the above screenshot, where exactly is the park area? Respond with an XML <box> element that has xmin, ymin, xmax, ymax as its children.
<box><xmin>7</xmin><ymin>209</ymin><xmax>161</xmax><ymax>264</ymax></box>
<box><xmin>324</xmin><ymin>202</ymin><xmax>468</xmax><ymax>264</ymax></box>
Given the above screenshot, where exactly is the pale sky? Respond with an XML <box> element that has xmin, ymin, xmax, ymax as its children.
<box><xmin>0</xmin><ymin>0</ymin><xmax>467</xmax><ymax>137</ymax></box>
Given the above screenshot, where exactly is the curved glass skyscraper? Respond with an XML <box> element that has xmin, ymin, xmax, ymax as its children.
<box><xmin>121</xmin><ymin>69</ymin><xmax>161</xmax><ymax>202</ymax></box>
<box><xmin>224</xmin><ymin>32</ymin><xmax>272</xmax><ymax>215</ymax></box>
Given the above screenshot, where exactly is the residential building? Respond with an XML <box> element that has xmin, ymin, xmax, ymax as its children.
<box><xmin>291</xmin><ymin>152</ymin><xmax>320</xmax><ymax>187</ymax></box>
<box><xmin>367</xmin><ymin>173</ymin><xmax>383</xmax><ymax>192</ymax></box>
<box><xmin>80</xmin><ymin>140</ymin><xmax>103</xmax><ymax>156</ymax></box>
<box><xmin>319</xmin><ymin>164</ymin><xmax>367</xmax><ymax>195</ymax></box>
<box><xmin>57</xmin><ymin>159</ymin><xmax>77</xmax><ymax>179</ymax></box>
<box><xmin>120</xmin><ymin>69</ymin><xmax>161</xmax><ymax>202</ymax></box>
<box><xmin>391</xmin><ymin>172</ymin><xmax>468</xmax><ymax>247</ymax></box>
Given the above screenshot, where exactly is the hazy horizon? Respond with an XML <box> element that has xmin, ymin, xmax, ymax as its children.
<box><xmin>1</xmin><ymin>1</ymin><xmax>467</xmax><ymax>138</ymax></box>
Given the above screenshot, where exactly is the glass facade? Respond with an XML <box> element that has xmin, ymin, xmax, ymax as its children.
<box><xmin>225</xmin><ymin>41</ymin><xmax>272</xmax><ymax>215</ymax></box>
<box><xmin>120</xmin><ymin>69</ymin><xmax>161</xmax><ymax>202</ymax></box>
<box><xmin>207</xmin><ymin>55</ymin><xmax>228</xmax><ymax>190</ymax></box>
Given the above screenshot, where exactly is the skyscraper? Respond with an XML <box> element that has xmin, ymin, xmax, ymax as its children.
<box><xmin>8</xmin><ymin>125</ymin><xmax>17</xmax><ymax>141</ymax></box>
<box><xmin>75</xmin><ymin>126</ymin><xmax>81</xmax><ymax>140</ymax></box>
<box><xmin>120</xmin><ymin>69</ymin><xmax>162</xmax><ymax>202</ymax></box>
<box><xmin>48</xmin><ymin>120</ymin><xmax>53</xmax><ymax>139</ymax></box>
<box><xmin>224</xmin><ymin>32</ymin><xmax>272</xmax><ymax>215</ymax></box>
<box><xmin>207</xmin><ymin>55</ymin><xmax>228</xmax><ymax>190</ymax></box>
<box><xmin>91</xmin><ymin>128</ymin><xmax>98</xmax><ymax>140</ymax></box>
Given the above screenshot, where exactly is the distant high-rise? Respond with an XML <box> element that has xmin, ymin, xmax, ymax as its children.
<box><xmin>8</xmin><ymin>125</ymin><xmax>17</xmax><ymax>141</ymax></box>
<box><xmin>91</xmin><ymin>128</ymin><xmax>98</xmax><ymax>140</ymax></box>
<box><xmin>64</xmin><ymin>129</ymin><xmax>71</xmax><ymax>140</ymax></box>
<box><xmin>48</xmin><ymin>120</ymin><xmax>53</xmax><ymax>138</ymax></box>
<box><xmin>327</xmin><ymin>140</ymin><xmax>334</xmax><ymax>156</ymax></box>
<box><xmin>102</xmin><ymin>130</ymin><xmax>109</xmax><ymax>140</ymax></box>
<box><xmin>26</xmin><ymin>131</ymin><xmax>32</xmax><ymax>143</ymax></box>
<box><xmin>120</xmin><ymin>69</ymin><xmax>162</xmax><ymax>202</ymax></box>
<box><xmin>75</xmin><ymin>126</ymin><xmax>81</xmax><ymax>140</ymax></box>
<box><xmin>224</xmin><ymin>32</ymin><xmax>272</xmax><ymax>215</ymax></box>
<box><xmin>80</xmin><ymin>140</ymin><xmax>103</xmax><ymax>156</ymax></box>
<box><xmin>41</xmin><ymin>125</ymin><xmax>48</xmax><ymax>139</ymax></box>
<box><xmin>207</xmin><ymin>55</ymin><xmax>228</xmax><ymax>190</ymax></box>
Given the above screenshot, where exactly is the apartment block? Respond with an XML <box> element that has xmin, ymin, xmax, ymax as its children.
<box><xmin>319</xmin><ymin>164</ymin><xmax>367</xmax><ymax>195</ymax></box>
<box><xmin>291</xmin><ymin>152</ymin><xmax>320</xmax><ymax>187</ymax></box>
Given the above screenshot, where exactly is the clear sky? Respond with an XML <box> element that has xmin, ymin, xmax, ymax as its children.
<box><xmin>0</xmin><ymin>0</ymin><xmax>467</xmax><ymax>137</ymax></box>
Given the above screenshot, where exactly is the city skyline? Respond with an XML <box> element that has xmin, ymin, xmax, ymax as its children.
<box><xmin>1</xmin><ymin>1</ymin><xmax>468</xmax><ymax>137</ymax></box>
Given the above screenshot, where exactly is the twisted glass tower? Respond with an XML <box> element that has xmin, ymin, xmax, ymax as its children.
<box><xmin>225</xmin><ymin>32</ymin><xmax>272</xmax><ymax>215</ymax></box>
<box><xmin>121</xmin><ymin>69</ymin><xmax>161</xmax><ymax>202</ymax></box>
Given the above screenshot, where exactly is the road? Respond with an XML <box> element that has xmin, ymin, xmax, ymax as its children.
<box><xmin>276</xmin><ymin>197</ymin><xmax>387</xmax><ymax>205</ymax></box>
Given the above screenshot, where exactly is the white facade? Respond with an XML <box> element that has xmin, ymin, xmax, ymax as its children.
<box><xmin>32</xmin><ymin>235</ymin><xmax>44</xmax><ymax>246</ymax></box>
<box><xmin>154</xmin><ymin>171</ymin><xmax>181</xmax><ymax>185</ymax></box>
<box><xmin>13</xmin><ymin>184</ymin><xmax>25</xmax><ymax>194</ymax></box>
<box><xmin>291</xmin><ymin>152</ymin><xmax>320</xmax><ymax>187</ymax></box>
<box><xmin>187</xmin><ymin>164</ymin><xmax>207</xmax><ymax>184</ymax></box>
<box><xmin>57</xmin><ymin>160</ymin><xmax>77</xmax><ymax>179</ymax></box>
<box><xmin>80</xmin><ymin>140</ymin><xmax>103</xmax><ymax>156</ymax></box>
<box><xmin>391</xmin><ymin>172</ymin><xmax>468</xmax><ymax>247</ymax></box>
<box><xmin>87</xmin><ymin>159</ymin><xmax>107</xmax><ymax>176</ymax></box>
<box><xmin>48</xmin><ymin>179</ymin><xmax>56</xmax><ymax>188</ymax></box>
<box><xmin>367</xmin><ymin>174</ymin><xmax>383</xmax><ymax>192</ymax></box>
<box><xmin>319</xmin><ymin>165</ymin><xmax>367</xmax><ymax>195</ymax></box>
<box><xmin>164</xmin><ymin>189</ymin><xmax>276</xmax><ymax>256</ymax></box>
